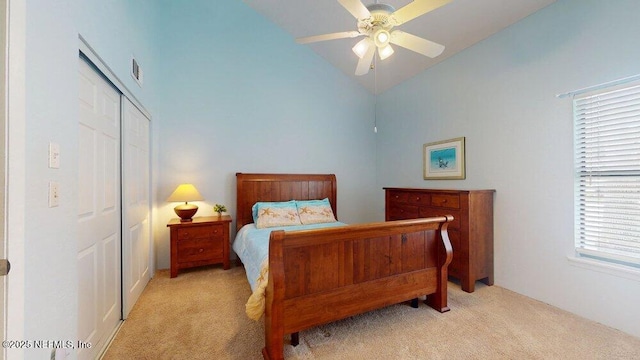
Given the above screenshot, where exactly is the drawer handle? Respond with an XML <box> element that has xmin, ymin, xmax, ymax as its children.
<box><xmin>198</xmin><ymin>248</ymin><xmax>204</xmax><ymax>253</ymax></box>
<box><xmin>415</xmin><ymin>197</ymin><xmax>420</xmax><ymax>201</ymax></box>
<box><xmin>442</xmin><ymin>199</ymin><xmax>448</xmax><ymax>203</ymax></box>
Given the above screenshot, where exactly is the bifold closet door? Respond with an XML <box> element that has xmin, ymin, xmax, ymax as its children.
<box><xmin>122</xmin><ymin>97</ymin><xmax>151</xmax><ymax>318</ymax></box>
<box><xmin>77</xmin><ymin>57</ymin><xmax>122</xmax><ymax>360</ymax></box>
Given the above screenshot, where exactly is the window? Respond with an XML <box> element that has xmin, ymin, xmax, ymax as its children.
<box><xmin>574</xmin><ymin>81</ymin><xmax>640</xmax><ymax>268</ymax></box>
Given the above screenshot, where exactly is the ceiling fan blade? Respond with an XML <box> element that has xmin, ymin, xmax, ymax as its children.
<box><xmin>391</xmin><ymin>0</ymin><xmax>452</xmax><ymax>26</ymax></box>
<box><xmin>296</xmin><ymin>31</ymin><xmax>362</xmax><ymax>44</ymax></box>
<box><xmin>338</xmin><ymin>0</ymin><xmax>371</xmax><ymax>20</ymax></box>
<box><xmin>390</xmin><ymin>30</ymin><xmax>445</xmax><ymax>58</ymax></box>
<box><xmin>355</xmin><ymin>43</ymin><xmax>375</xmax><ymax>76</ymax></box>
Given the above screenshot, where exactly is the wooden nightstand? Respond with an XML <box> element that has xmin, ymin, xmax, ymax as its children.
<box><xmin>167</xmin><ymin>215</ymin><xmax>232</xmax><ymax>278</ymax></box>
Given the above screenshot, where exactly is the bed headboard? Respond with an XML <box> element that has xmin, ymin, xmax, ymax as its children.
<box><xmin>235</xmin><ymin>173</ymin><xmax>337</xmax><ymax>231</ymax></box>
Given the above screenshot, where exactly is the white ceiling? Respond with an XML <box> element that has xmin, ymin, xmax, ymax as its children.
<box><xmin>243</xmin><ymin>0</ymin><xmax>557</xmax><ymax>94</ymax></box>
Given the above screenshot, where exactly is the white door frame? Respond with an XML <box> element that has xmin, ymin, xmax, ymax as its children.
<box><xmin>0</xmin><ymin>1</ymin><xmax>8</xmax><ymax>359</ymax></box>
<box><xmin>5</xmin><ymin>0</ymin><xmax>27</xmax><ymax>359</ymax></box>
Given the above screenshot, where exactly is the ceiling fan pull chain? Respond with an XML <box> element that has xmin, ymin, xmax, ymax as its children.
<box><xmin>374</xmin><ymin>56</ymin><xmax>378</xmax><ymax>133</ymax></box>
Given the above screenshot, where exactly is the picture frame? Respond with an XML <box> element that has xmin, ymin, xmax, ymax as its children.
<box><xmin>423</xmin><ymin>137</ymin><xmax>466</xmax><ymax>180</ymax></box>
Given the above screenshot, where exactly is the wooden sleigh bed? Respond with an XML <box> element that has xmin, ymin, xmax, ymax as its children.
<box><xmin>235</xmin><ymin>173</ymin><xmax>453</xmax><ymax>360</ymax></box>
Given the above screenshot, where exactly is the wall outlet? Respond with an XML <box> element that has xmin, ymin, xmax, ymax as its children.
<box><xmin>49</xmin><ymin>181</ymin><xmax>60</xmax><ymax>207</ymax></box>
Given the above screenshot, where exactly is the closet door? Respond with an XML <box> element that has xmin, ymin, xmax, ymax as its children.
<box><xmin>77</xmin><ymin>58</ymin><xmax>122</xmax><ymax>360</ymax></box>
<box><xmin>122</xmin><ymin>97</ymin><xmax>151</xmax><ymax>318</ymax></box>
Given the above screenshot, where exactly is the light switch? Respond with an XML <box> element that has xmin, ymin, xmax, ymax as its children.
<box><xmin>49</xmin><ymin>142</ymin><xmax>60</xmax><ymax>169</ymax></box>
<box><xmin>49</xmin><ymin>181</ymin><xmax>60</xmax><ymax>207</ymax></box>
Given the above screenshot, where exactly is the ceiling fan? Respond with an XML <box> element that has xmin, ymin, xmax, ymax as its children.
<box><xmin>296</xmin><ymin>0</ymin><xmax>451</xmax><ymax>76</ymax></box>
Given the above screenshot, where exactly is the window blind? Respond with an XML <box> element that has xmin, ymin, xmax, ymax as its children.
<box><xmin>574</xmin><ymin>82</ymin><xmax>640</xmax><ymax>267</ymax></box>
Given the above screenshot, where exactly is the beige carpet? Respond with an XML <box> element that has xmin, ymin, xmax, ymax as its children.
<box><xmin>103</xmin><ymin>266</ymin><xmax>640</xmax><ymax>360</ymax></box>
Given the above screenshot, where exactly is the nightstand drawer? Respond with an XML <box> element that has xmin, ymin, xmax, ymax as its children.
<box><xmin>177</xmin><ymin>237</ymin><xmax>222</xmax><ymax>263</ymax></box>
<box><xmin>177</xmin><ymin>224</ymin><xmax>223</xmax><ymax>240</ymax></box>
<box><xmin>209</xmin><ymin>224</ymin><xmax>225</xmax><ymax>238</ymax></box>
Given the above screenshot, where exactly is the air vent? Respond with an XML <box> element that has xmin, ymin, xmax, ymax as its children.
<box><xmin>131</xmin><ymin>57</ymin><xmax>143</xmax><ymax>87</ymax></box>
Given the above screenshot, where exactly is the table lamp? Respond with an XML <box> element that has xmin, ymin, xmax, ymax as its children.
<box><xmin>167</xmin><ymin>183</ymin><xmax>204</xmax><ymax>221</ymax></box>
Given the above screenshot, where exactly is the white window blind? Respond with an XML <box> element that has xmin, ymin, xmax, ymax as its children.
<box><xmin>574</xmin><ymin>82</ymin><xmax>640</xmax><ymax>267</ymax></box>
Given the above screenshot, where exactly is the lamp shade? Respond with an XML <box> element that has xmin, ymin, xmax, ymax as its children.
<box><xmin>167</xmin><ymin>184</ymin><xmax>204</xmax><ymax>221</ymax></box>
<box><xmin>167</xmin><ymin>184</ymin><xmax>204</xmax><ymax>203</ymax></box>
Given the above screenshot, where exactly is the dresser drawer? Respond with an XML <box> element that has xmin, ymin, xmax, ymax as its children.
<box><xmin>418</xmin><ymin>208</ymin><xmax>460</xmax><ymax>229</ymax></box>
<box><xmin>177</xmin><ymin>224</ymin><xmax>223</xmax><ymax>240</ymax></box>
<box><xmin>177</xmin><ymin>237</ymin><xmax>222</xmax><ymax>263</ymax></box>
<box><xmin>388</xmin><ymin>191</ymin><xmax>410</xmax><ymax>204</ymax></box>
<box><xmin>430</xmin><ymin>194</ymin><xmax>460</xmax><ymax>209</ymax></box>
<box><xmin>406</xmin><ymin>193</ymin><xmax>431</xmax><ymax>206</ymax></box>
<box><xmin>387</xmin><ymin>204</ymin><xmax>419</xmax><ymax>220</ymax></box>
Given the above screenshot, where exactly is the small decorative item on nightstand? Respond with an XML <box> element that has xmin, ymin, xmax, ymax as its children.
<box><xmin>213</xmin><ymin>204</ymin><xmax>227</xmax><ymax>217</ymax></box>
<box><xmin>167</xmin><ymin>215</ymin><xmax>232</xmax><ymax>278</ymax></box>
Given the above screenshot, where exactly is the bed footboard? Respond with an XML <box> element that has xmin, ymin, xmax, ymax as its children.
<box><xmin>262</xmin><ymin>216</ymin><xmax>453</xmax><ymax>360</ymax></box>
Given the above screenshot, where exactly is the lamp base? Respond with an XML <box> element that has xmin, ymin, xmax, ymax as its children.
<box><xmin>174</xmin><ymin>203</ymin><xmax>198</xmax><ymax>222</ymax></box>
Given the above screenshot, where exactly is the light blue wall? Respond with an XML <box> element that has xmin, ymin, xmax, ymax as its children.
<box><xmin>19</xmin><ymin>0</ymin><xmax>158</xmax><ymax>358</ymax></box>
<box><xmin>376</xmin><ymin>0</ymin><xmax>640</xmax><ymax>337</ymax></box>
<box><xmin>153</xmin><ymin>0</ymin><xmax>377</xmax><ymax>269</ymax></box>
<box><xmin>73</xmin><ymin>0</ymin><xmax>159</xmax><ymax>110</ymax></box>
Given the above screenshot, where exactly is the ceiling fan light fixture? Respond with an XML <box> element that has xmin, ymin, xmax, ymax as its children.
<box><xmin>351</xmin><ymin>38</ymin><xmax>371</xmax><ymax>59</ymax></box>
<box><xmin>374</xmin><ymin>29</ymin><xmax>391</xmax><ymax>47</ymax></box>
<box><xmin>352</xmin><ymin>38</ymin><xmax>371</xmax><ymax>59</ymax></box>
<box><xmin>378</xmin><ymin>44</ymin><xmax>394</xmax><ymax>60</ymax></box>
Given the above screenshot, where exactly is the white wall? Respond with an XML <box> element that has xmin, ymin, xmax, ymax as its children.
<box><xmin>376</xmin><ymin>0</ymin><xmax>640</xmax><ymax>338</ymax></box>
<box><xmin>10</xmin><ymin>0</ymin><xmax>158</xmax><ymax>358</ymax></box>
<box><xmin>152</xmin><ymin>0</ymin><xmax>378</xmax><ymax>269</ymax></box>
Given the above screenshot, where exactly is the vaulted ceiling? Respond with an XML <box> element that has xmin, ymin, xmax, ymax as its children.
<box><xmin>244</xmin><ymin>0</ymin><xmax>557</xmax><ymax>94</ymax></box>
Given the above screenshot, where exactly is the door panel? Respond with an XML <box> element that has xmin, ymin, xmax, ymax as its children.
<box><xmin>102</xmin><ymin>234</ymin><xmax>119</xmax><ymax>320</ymax></box>
<box><xmin>122</xmin><ymin>97</ymin><xmax>151</xmax><ymax>318</ymax></box>
<box><xmin>77</xmin><ymin>247</ymin><xmax>97</xmax><ymax>343</ymax></box>
<box><xmin>77</xmin><ymin>58</ymin><xmax>121</xmax><ymax>360</ymax></box>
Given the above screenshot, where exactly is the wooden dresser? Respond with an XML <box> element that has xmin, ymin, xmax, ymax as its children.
<box><xmin>167</xmin><ymin>215</ymin><xmax>232</xmax><ymax>278</ymax></box>
<box><xmin>384</xmin><ymin>188</ymin><xmax>495</xmax><ymax>292</ymax></box>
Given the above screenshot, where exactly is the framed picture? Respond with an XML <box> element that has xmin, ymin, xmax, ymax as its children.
<box><xmin>423</xmin><ymin>137</ymin><xmax>466</xmax><ymax>180</ymax></box>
